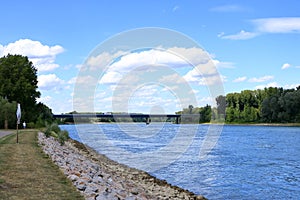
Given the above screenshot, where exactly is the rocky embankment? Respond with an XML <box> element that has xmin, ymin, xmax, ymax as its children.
<box><xmin>38</xmin><ymin>132</ymin><xmax>207</xmax><ymax>200</ymax></box>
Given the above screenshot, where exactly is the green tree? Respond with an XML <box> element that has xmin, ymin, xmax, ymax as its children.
<box><xmin>0</xmin><ymin>97</ymin><xmax>17</xmax><ymax>129</ymax></box>
<box><xmin>216</xmin><ymin>95</ymin><xmax>226</xmax><ymax>119</ymax></box>
<box><xmin>0</xmin><ymin>54</ymin><xmax>41</xmax><ymax>122</ymax></box>
<box><xmin>199</xmin><ymin>104</ymin><xmax>211</xmax><ymax>123</ymax></box>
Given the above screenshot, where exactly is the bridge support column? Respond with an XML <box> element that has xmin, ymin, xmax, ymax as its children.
<box><xmin>175</xmin><ymin>116</ymin><xmax>180</xmax><ymax>124</ymax></box>
<box><xmin>146</xmin><ymin>117</ymin><xmax>151</xmax><ymax>124</ymax></box>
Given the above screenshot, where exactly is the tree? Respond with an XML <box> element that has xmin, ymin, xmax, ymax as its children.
<box><xmin>0</xmin><ymin>54</ymin><xmax>41</xmax><ymax>122</ymax></box>
<box><xmin>199</xmin><ymin>104</ymin><xmax>211</xmax><ymax>123</ymax></box>
<box><xmin>216</xmin><ymin>95</ymin><xmax>226</xmax><ymax>118</ymax></box>
<box><xmin>188</xmin><ymin>105</ymin><xmax>194</xmax><ymax>114</ymax></box>
<box><xmin>0</xmin><ymin>97</ymin><xmax>17</xmax><ymax>129</ymax></box>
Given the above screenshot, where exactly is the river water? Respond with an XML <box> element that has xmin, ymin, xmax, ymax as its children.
<box><xmin>60</xmin><ymin>123</ymin><xmax>300</xmax><ymax>199</ymax></box>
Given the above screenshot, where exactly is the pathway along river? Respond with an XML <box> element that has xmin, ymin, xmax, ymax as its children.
<box><xmin>60</xmin><ymin>124</ymin><xmax>300</xmax><ymax>199</ymax></box>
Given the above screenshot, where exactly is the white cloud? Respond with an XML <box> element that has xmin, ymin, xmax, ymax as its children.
<box><xmin>219</xmin><ymin>30</ymin><xmax>258</xmax><ymax>40</ymax></box>
<box><xmin>233</xmin><ymin>76</ymin><xmax>247</xmax><ymax>83</ymax></box>
<box><xmin>0</xmin><ymin>39</ymin><xmax>64</xmax><ymax>72</ymax></box>
<box><xmin>91</xmin><ymin>47</ymin><xmax>222</xmax><ymax>86</ymax></box>
<box><xmin>255</xmin><ymin>82</ymin><xmax>279</xmax><ymax>89</ymax></box>
<box><xmin>99</xmin><ymin>71</ymin><xmax>123</xmax><ymax>84</ymax></box>
<box><xmin>213</xmin><ymin>59</ymin><xmax>235</xmax><ymax>68</ymax></box>
<box><xmin>220</xmin><ymin>17</ymin><xmax>300</xmax><ymax>40</ymax></box>
<box><xmin>249</xmin><ymin>75</ymin><xmax>274</xmax><ymax>83</ymax></box>
<box><xmin>283</xmin><ymin>83</ymin><xmax>300</xmax><ymax>89</ymax></box>
<box><xmin>159</xmin><ymin>73</ymin><xmax>186</xmax><ymax>84</ymax></box>
<box><xmin>37</xmin><ymin>95</ymin><xmax>52</xmax><ymax>104</ymax></box>
<box><xmin>252</xmin><ymin>17</ymin><xmax>300</xmax><ymax>33</ymax></box>
<box><xmin>281</xmin><ymin>63</ymin><xmax>291</xmax><ymax>70</ymax></box>
<box><xmin>38</xmin><ymin>74</ymin><xmax>65</xmax><ymax>90</ymax></box>
<box><xmin>255</xmin><ymin>82</ymin><xmax>300</xmax><ymax>90</ymax></box>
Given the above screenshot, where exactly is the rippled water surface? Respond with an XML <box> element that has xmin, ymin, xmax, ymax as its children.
<box><xmin>60</xmin><ymin>124</ymin><xmax>300</xmax><ymax>199</ymax></box>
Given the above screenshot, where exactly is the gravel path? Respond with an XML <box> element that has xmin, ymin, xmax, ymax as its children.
<box><xmin>0</xmin><ymin>130</ymin><xmax>13</xmax><ymax>138</ymax></box>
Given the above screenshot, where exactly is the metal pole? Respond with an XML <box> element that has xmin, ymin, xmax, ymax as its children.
<box><xmin>16</xmin><ymin>123</ymin><xmax>19</xmax><ymax>143</ymax></box>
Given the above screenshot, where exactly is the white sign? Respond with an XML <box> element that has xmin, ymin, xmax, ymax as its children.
<box><xmin>16</xmin><ymin>103</ymin><xmax>21</xmax><ymax>124</ymax></box>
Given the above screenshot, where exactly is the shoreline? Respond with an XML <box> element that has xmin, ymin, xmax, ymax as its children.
<box><xmin>60</xmin><ymin>122</ymin><xmax>300</xmax><ymax>127</ymax></box>
<box><xmin>221</xmin><ymin>123</ymin><xmax>300</xmax><ymax>127</ymax></box>
<box><xmin>38</xmin><ymin>132</ymin><xmax>207</xmax><ymax>199</ymax></box>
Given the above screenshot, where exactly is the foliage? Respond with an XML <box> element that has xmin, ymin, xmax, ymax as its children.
<box><xmin>216</xmin><ymin>86</ymin><xmax>300</xmax><ymax>123</ymax></box>
<box><xmin>176</xmin><ymin>104</ymin><xmax>212</xmax><ymax>123</ymax></box>
<box><xmin>44</xmin><ymin>123</ymin><xmax>69</xmax><ymax>145</ymax></box>
<box><xmin>0</xmin><ymin>54</ymin><xmax>54</xmax><ymax>126</ymax></box>
<box><xmin>0</xmin><ymin>97</ymin><xmax>17</xmax><ymax>129</ymax></box>
<box><xmin>58</xmin><ymin>130</ymin><xmax>70</xmax><ymax>145</ymax></box>
<box><xmin>0</xmin><ymin>54</ymin><xmax>40</xmax><ymax>122</ymax></box>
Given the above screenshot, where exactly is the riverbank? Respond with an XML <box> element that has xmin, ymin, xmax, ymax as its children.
<box><xmin>222</xmin><ymin>122</ymin><xmax>300</xmax><ymax>127</ymax></box>
<box><xmin>0</xmin><ymin>130</ymin><xmax>84</xmax><ymax>199</ymax></box>
<box><xmin>38</xmin><ymin>132</ymin><xmax>207</xmax><ymax>200</ymax></box>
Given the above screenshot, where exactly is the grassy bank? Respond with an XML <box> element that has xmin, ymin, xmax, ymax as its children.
<box><xmin>0</xmin><ymin>130</ymin><xmax>84</xmax><ymax>200</ymax></box>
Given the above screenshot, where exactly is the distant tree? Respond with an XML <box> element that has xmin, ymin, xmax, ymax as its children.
<box><xmin>199</xmin><ymin>104</ymin><xmax>211</xmax><ymax>123</ymax></box>
<box><xmin>188</xmin><ymin>105</ymin><xmax>194</xmax><ymax>114</ymax></box>
<box><xmin>216</xmin><ymin>95</ymin><xmax>226</xmax><ymax>118</ymax></box>
<box><xmin>0</xmin><ymin>54</ymin><xmax>40</xmax><ymax>122</ymax></box>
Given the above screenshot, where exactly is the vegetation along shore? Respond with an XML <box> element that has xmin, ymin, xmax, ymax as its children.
<box><xmin>0</xmin><ymin>129</ymin><xmax>207</xmax><ymax>199</ymax></box>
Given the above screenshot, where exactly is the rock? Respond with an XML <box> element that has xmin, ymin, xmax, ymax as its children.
<box><xmin>37</xmin><ymin>132</ymin><xmax>207</xmax><ymax>200</ymax></box>
<box><xmin>76</xmin><ymin>182</ymin><xmax>87</xmax><ymax>191</ymax></box>
<box><xmin>130</xmin><ymin>188</ymin><xmax>139</xmax><ymax>195</ymax></box>
<box><xmin>68</xmin><ymin>174</ymin><xmax>79</xmax><ymax>182</ymax></box>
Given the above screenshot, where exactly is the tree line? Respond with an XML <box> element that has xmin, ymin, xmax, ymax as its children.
<box><xmin>216</xmin><ymin>86</ymin><xmax>300</xmax><ymax>123</ymax></box>
<box><xmin>0</xmin><ymin>54</ymin><xmax>53</xmax><ymax>129</ymax></box>
<box><xmin>177</xmin><ymin>86</ymin><xmax>300</xmax><ymax>124</ymax></box>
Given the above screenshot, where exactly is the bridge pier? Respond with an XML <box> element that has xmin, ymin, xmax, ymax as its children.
<box><xmin>175</xmin><ymin>116</ymin><xmax>180</xmax><ymax>124</ymax></box>
<box><xmin>146</xmin><ymin>117</ymin><xmax>151</xmax><ymax>124</ymax></box>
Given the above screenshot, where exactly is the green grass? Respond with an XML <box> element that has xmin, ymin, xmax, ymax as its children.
<box><xmin>0</xmin><ymin>130</ymin><xmax>84</xmax><ymax>200</ymax></box>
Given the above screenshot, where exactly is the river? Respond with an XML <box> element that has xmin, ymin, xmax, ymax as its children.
<box><xmin>60</xmin><ymin>123</ymin><xmax>300</xmax><ymax>199</ymax></box>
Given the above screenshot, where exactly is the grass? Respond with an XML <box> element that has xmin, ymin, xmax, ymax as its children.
<box><xmin>0</xmin><ymin>130</ymin><xmax>84</xmax><ymax>200</ymax></box>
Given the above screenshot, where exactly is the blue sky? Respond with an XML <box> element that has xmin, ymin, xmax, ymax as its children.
<box><xmin>1</xmin><ymin>0</ymin><xmax>300</xmax><ymax>114</ymax></box>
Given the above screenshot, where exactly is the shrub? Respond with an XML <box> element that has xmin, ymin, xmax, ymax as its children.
<box><xmin>27</xmin><ymin>122</ymin><xmax>35</xmax><ymax>128</ymax></box>
<box><xmin>45</xmin><ymin>123</ymin><xmax>61</xmax><ymax>138</ymax></box>
<box><xmin>58</xmin><ymin>130</ymin><xmax>69</xmax><ymax>145</ymax></box>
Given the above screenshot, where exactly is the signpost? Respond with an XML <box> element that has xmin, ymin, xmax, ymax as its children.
<box><xmin>16</xmin><ymin>103</ymin><xmax>21</xmax><ymax>143</ymax></box>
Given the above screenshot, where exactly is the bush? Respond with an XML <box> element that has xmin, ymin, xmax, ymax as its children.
<box><xmin>58</xmin><ymin>130</ymin><xmax>69</xmax><ymax>145</ymax></box>
<box><xmin>27</xmin><ymin>122</ymin><xmax>35</xmax><ymax>128</ymax></box>
<box><xmin>44</xmin><ymin>122</ymin><xmax>69</xmax><ymax>145</ymax></box>
<box><xmin>45</xmin><ymin>123</ymin><xmax>61</xmax><ymax>138</ymax></box>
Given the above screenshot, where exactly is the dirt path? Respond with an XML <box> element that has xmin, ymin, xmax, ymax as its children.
<box><xmin>0</xmin><ymin>130</ymin><xmax>13</xmax><ymax>138</ymax></box>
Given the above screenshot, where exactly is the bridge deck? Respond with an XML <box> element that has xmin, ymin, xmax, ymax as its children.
<box><xmin>53</xmin><ymin>113</ymin><xmax>182</xmax><ymax>118</ymax></box>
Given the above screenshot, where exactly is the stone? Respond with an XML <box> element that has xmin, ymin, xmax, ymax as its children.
<box><xmin>37</xmin><ymin>132</ymin><xmax>206</xmax><ymax>200</ymax></box>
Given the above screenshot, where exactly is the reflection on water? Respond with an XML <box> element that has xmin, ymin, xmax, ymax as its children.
<box><xmin>61</xmin><ymin>124</ymin><xmax>300</xmax><ymax>199</ymax></box>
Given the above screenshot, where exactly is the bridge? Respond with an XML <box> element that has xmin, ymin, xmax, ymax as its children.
<box><xmin>53</xmin><ymin>113</ymin><xmax>199</xmax><ymax>124</ymax></box>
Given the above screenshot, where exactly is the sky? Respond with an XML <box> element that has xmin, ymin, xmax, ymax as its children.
<box><xmin>0</xmin><ymin>0</ymin><xmax>300</xmax><ymax>114</ymax></box>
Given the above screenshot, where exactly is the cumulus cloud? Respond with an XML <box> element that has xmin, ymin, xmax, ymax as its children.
<box><xmin>281</xmin><ymin>63</ymin><xmax>291</xmax><ymax>70</ymax></box>
<box><xmin>255</xmin><ymin>82</ymin><xmax>279</xmax><ymax>89</ymax></box>
<box><xmin>218</xmin><ymin>30</ymin><xmax>258</xmax><ymax>40</ymax></box>
<box><xmin>219</xmin><ymin>17</ymin><xmax>300</xmax><ymax>40</ymax></box>
<box><xmin>233</xmin><ymin>76</ymin><xmax>247</xmax><ymax>83</ymax></box>
<box><xmin>249</xmin><ymin>75</ymin><xmax>274</xmax><ymax>83</ymax></box>
<box><xmin>213</xmin><ymin>59</ymin><xmax>235</xmax><ymax>68</ymax></box>
<box><xmin>252</xmin><ymin>17</ymin><xmax>300</xmax><ymax>33</ymax></box>
<box><xmin>87</xmin><ymin>47</ymin><xmax>222</xmax><ymax>87</ymax></box>
<box><xmin>38</xmin><ymin>74</ymin><xmax>65</xmax><ymax>90</ymax></box>
<box><xmin>0</xmin><ymin>39</ymin><xmax>64</xmax><ymax>72</ymax></box>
